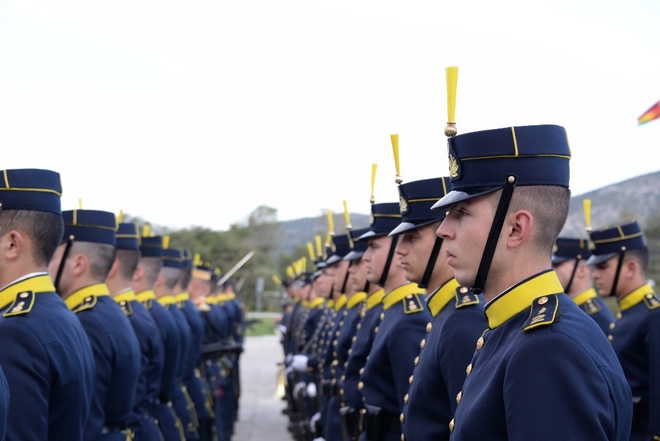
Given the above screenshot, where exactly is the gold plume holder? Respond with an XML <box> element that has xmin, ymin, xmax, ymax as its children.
<box><xmin>370</xmin><ymin>163</ymin><xmax>378</xmax><ymax>204</ymax></box>
<box><xmin>390</xmin><ymin>134</ymin><xmax>402</xmax><ymax>184</ymax></box>
<box><xmin>445</xmin><ymin>66</ymin><xmax>459</xmax><ymax>137</ymax></box>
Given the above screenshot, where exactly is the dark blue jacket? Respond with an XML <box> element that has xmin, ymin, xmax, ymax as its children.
<box><xmin>572</xmin><ymin>287</ymin><xmax>615</xmax><ymax>335</ymax></box>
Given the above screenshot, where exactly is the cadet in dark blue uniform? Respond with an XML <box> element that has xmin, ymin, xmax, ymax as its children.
<box><xmin>433</xmin><ymin>121</ymin><xmax>632</xmax><ymax>440</ymax></box>
<box><xmin>588</xmin><ymin>221</ymin><xmax>660</xmax><ymax>440</ymax></box>
<box><xmin>175</xmin><ymin>250</ymin><xmax>215</xmax><ymax>441</ymax></box>
<box><xmin>357</xmin><ymin>201</ymin><xmax>432</xmax><ymax>441</ymax></box>
<box><xmin>392</xmin><ymin>176</ymin><xmax>486</xmax><ymax>441</ymax></box>
<box><xmin>552</xmin><ymin>236</ymin><xmax>614</xmax><ymax>334</ymax></box>
<box><xmin>49</xmin><ymin>208</ymin><xmax>141</xmax><ymax>441</ymax></box>
<box><xmin>106</xmin><ymin>222</ymin><xmax>165</xmax><ymax>441</ymax></box>
<box><xmin>134</xmin><ymin>234</ymin><xmax>185</xmax><ymax>441</ymax></box>
<box><xmin>155</xmin><ymin>244</ymin><xmax>197</xmax><ymax>441</ymax></box>
<box><xmin>0</xmin><ymin>168</ymin><xmax>94</xmax><ymax>440</ymax></box>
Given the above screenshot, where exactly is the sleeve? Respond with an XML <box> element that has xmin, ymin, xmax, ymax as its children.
<box><xmin>644</xmin><ymin>314</ymin><xmax>660</xmax><ymax>438</ymax></box>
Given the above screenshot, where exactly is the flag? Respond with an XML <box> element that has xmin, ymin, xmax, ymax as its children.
<box><xmin>638</xmin><ymin>100</ymin><xmax>660</xmax><ymax>125</ymax></box>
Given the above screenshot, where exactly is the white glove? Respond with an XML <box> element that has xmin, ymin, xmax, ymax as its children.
<box><xmin>313</xmin><ymin>438</ymin><xmax>326</xmax><ymax>441</ymax></box>
<box><xmin>292</xmin><ymin>354</ymin><xmax>309</xmax><ymax>372</ymax></box>
<box><xmin>293</xmin><ymin>381</ymin><xmax>307</xmax><ymax>397</ymax></box>
<box><xmin>278</xmin><ymin>324</ymin><xmax>287</xmax><ymax>334</ymax></box>
<box><xmin>306</xmin><ymin>382</ymin><xmax>317</xmax><ymax>398</ymax></box>
<box><xmin>285</xmin><ymin>353</ymin><xmax>293</xmax><ymax>365</ymax></box>
<box><xmin>310</xmin><ymin>412</ymin><xmax>322</xmax><ymax>430</ymax></box>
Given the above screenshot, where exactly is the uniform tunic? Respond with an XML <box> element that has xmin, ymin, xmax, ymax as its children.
<box><xmin>450</xmin><ymin>270</ymin><xmax>632</xmax><ymax>441</ymax></box>
<box><xmin>571</xmin><ymin>287</ymin><xmax>615</xmax><ymax>335</ymax></box>
<box><xmin>0</xmin><ymin>273</ymin><xmax>95</xmax><ymax>441</ymax></box>
<box><xmin>66</xmin><ymin>283</ymin><xmax>141</xmax><ymax>441</ymax></box>
<box><xmin>610</xmin><ymin>283</ymin><xmax>660</xmax><ymax>440</ymax></box>
<box><xmin>401</xmin><ymin>279</ymin><xmax>485</xmax><ymax>441</ymax></box>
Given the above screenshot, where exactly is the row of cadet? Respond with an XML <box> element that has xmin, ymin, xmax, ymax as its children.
<box><xmin>0</xmin><ymin>168</ymin><xmax>244</xmax><ymax>441</ymax></box>
<box><xmin>275</xmin><ymin>123</ymin><xmax>658</xmax><ymax>441</ymax></box>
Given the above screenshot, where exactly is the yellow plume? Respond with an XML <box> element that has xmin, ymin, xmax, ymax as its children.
<box><xmin>193</xmin><ymin>253</ymin><xmax>202</xmax><ymax>266</ymax></box>
<box><xmin>117</xmin><ymin>210</ymin><xmax>124</xmax><ymax>224</ymax></box>
<box><xmin>390</xmin><ymin>134</ymin><xmax>402</xmax><ymax>184</ymax></box>
<box><xmin>301</xmin><ymin>257</ymin><xmax>307</xmax><ymax>272</ymax></box>
<box><xmin>142</xmin><ymin>224</ymin><xmax>150</xmax><ymax>237</ymax></box>
<box><xmin>370</xmin><ymin>163</ymin><xmax>378</xmax><ymax>204</ymax></box>
<box><xmin>583</xmin><ymin>199</ymin><xmax>592</xmax><ymax>233</ymax></box>
<box><xmin>315</xmin><ymin>235</ymin><xmax>323</xmax><ymax>257</ymax></box>
<box><xmin>327</xmin><ymin>210</ymin><xmax>334</xmax><ymax>236</ymax></box>
<box><xmin>286</xmin><ymin>266</ymin><xmax>295</xmax><ymax>279</ymax></box>
<box><xmin>78</xmin><ymin>198</ymin><xmax>83</xmax><ymax>210</ymax></box>
<box><xmin>445</xmin><ymin>66</ymin><xmax>459</xmax><ymax>137</ymax></box>
<box><xmin>163</xmin><ymin>235</ymin><xmax>170</xmax><ymax>249</ymax></box>
<box><xmin>272</xmin><ymin>275</ymin><xmax>282</xmax><ymax>285</ymax></box>
<box><xmin>307</xmin><ymin>242</ymin><xmax>316</xmax><ymax>262</ymax></box>
<box><xmin>343</xmin><ymin>200</ymin><xmax>352</xmax><ymax>230</ymax></box>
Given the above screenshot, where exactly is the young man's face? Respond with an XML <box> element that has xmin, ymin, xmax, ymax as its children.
<box><xmin>436</xmin><ymin>195</ymin><xmax>494</xmax><ymax>288</ymax></box>
<box><xmin>590</xmin><ymin>256</ymin><xmax>620</xmax><ymax>297</ymax></box>
<box><xmin>552</xmin><ymin>259</ymin><xmax>576</xmax><ymax>291</ymax></box>
<box><xmin>331</xmin><ymin>260</ymin><xmax>350</xmax><ymax>294</ymax></box>
<box><xmin>363</xmin><ymin>235</ymin><xmax>395</xmax><ymax>285</ymax></box>
<box><xmin>348</xmin><ymin>257</ymin><xmax>368</xmax><ymax>293</ymax></box>
<box><xmin>396</xmin><ymin>224</ymin><xmax>439</xmax><ymax>284</ymax></box>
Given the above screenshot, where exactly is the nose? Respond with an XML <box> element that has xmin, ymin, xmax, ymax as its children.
<box><xmin>436</xmin><ymin>215</ymin><xmax>452</xmax><ymax>240</ymax></box>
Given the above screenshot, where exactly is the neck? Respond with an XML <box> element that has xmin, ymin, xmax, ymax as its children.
<box><xmin>567</xmin><ymin>278</ymin><xmax>592</xmax><ymax>296</ymax></box>
<box><xmin>383</xmin><ymin>271</ymin><xmax>409</xmax><ymax>293</ymax></box>
<box><xmin>618</xmin><ymin>279</ymin><xmax>648</xmax><ymax>300</ymax></box>
<box><xmin>482</xmin><ymin>258</ymin><xmax>550</xmax><ymax>303</ymax></box>
<box><xmin>0</xmin><ymin>262</ymin><xmax>47</xmax><ymax>290</ymax></box>
<box><xmin>62</xmin><ymin>275</ymin><xmax>104</xmax><ymax>300</ymax></box>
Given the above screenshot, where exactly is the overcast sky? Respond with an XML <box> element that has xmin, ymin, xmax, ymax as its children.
<box><xmin>2</xmin><ymin>0</ymin><xmax>659</xmax><ymax>231</ymax></box>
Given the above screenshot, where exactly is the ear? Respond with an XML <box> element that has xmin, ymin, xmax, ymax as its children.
<box><xmin>107</xmin><ymin>258</ymin><xmax>121</xmax><ymax>279</ymax></box>
<box><xmin>72</xmin><ymin>254</ymin><xmax>88</xmax><ymax>277</ymax></box>
<box><xmin>133</xmin><ymin>265</ymin><xmax>145</xmax><ymax>283</ymax></box>
<box><xmin>622</xmin><ymin>258</ymin><xmax>638</xmax><ymax>280</ymax></box>
<box><xmin>154</xmin><ymin>272</ymin><xmax>165</xmax><ymax>288</ymax></box>
<box><xmin>2</xmin><ymin>230</ymin><xmax>26</xmax><ymax>262</ymax></box>
<box><xmin>506</xmin><ymin>210</ymin><xmax>534</xmax><ymax>250</ymax></box>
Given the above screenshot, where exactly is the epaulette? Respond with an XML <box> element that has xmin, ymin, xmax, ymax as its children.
<box><xmin>118</xmin><ymin>300</ymin><xmax>133</xmax><ymax>317</ymax></box>
<box><xmin>643</xmin><ymin>293</ymin><xmax>660</xmax><ymax>310</ymax></box>
<box><xmin>3</xmin><ymin>291</ymin><xmax>36</xmax><ymax>317</ymax></box>
<box><xmin>454</xmin><ymin>286</ymin><xmax>480</xmax><ymax>309</ymax></box>
<box><xmin>581</xmin><ymin>299</ymin><xmax>601</xmax><ymax>315</ymax></box>
<box><xmin>523</xmin><ymin>295</ymin><xmax>559</xmax><ymax>331</ymax></box>
<box><xmin>403</xmin><ymin>294</ymin><xmax>424</xmax><ymax>315</ymax></box>
<box><xmin>143</xmin><ymin>299</ymin><xmax>153</xmax><ymax>311</ymax></box>
<box><xmin>72</xmin><ymin>295</ymin><xmax>98</xmax><ymax>314</ymax></box>
<box><xmin>177</xmin><ymin>300</ymin><xmax>186</xmax><ymax>310</ymax></box>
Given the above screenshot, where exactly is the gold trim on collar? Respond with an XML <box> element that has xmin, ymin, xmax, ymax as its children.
<box><xmin>157</xmin><ymin>295</ymin><xmax>176</xmax><ymax>306</ymax></box>
<box><xmin>571</xmin><ymin>287</ymin><xmax>597</xmax><ymax>307</ymax></box>
<box><xmin>0</xmin><ymin>274</ymin><xmax>55</xmax><ymax>310</ymax></box>
<box><xmin>366</xmin><ymin>289</ymin><xmax>384</xmax><ymax>310</ymax></box>
<box><xmin>618</xmin><ymin>283</ymin><xmax>654</xmax><ymax>311</ymax></box>
<box><xmin>65</xmin><ymin>283</ymin><xmax>110</xmax><ymax>310</ymax></box>
<box><xmin>382</xmin><ymin>283</ymin><xmax>424</xmax><ymax>311</ymax></box>
<box><xmin>114</xmin><ymin>290</ymin><xmax>137</xmax><ymax>303</ymax></box>
<box><xmin>485</xmin><ymin>270</ymin><xmax>563</xmax><ymax>329</ymax></box>
<box><xmin>135</xmin><ymin>289</ymin><xmax>156</xmax><ymax>302</ymax></box>
<box><xmin>174</xmin><ymin>292</ymin><xmax>190</xmax><ymax>302</ymax></box>
<box><xmin>309</xmin><ymin>297</ymin><xmax>325</xmax><ymax>309</ymax></box>
<box><xmin>427</xmin><ymin>278</ymin><xmax>460</xmax><ymax>317</ymax></box>
<box><xmin>327</xmin><ymin>299</ymin><xmax>334</xmax><ymax>308</ymax></box>
<box><xmin>347</xmin><ymin>292</ymin><xmax>367</xmax><ymax>309</ymax></box>
<box><xmin>334</xmin><ymin>294</ymin><xmax>347</xmax><ymax>311</ymax></box>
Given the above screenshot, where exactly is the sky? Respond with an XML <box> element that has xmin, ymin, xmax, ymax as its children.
<box><xmin>1</xmin><ymin>0</ymin><xmax>659</xmax><ymax>232</ymax></box>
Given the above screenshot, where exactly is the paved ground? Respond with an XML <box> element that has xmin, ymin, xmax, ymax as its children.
<box><xmin>233</xmin><ymin>335</ymin><xmax>291</xmax><ymax>441</ymax></box>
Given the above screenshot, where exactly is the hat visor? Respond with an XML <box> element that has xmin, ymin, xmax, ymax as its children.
<box><xmin>586</xmin><ymin>252</ymin><xmax>619</xmax><ymax>266</ymax></box>
<box><xmin>316</xmin><ymin>261</ymin><xmax>328</xmax><ymax>269</ymax></box>
<box><xmin>343</xmin><ymin>250</ymin><xmax>364</xmax><ymax>261</ymax></box>
<box><xmin>357</xmin><ymin>229</ymin><xmax>387</xmax><ymax>240</ymax></box>
<box><xmin>431</xmin><ymin>187</ymin><xmax>501</xmax><ymax>211</ymax></box>
<box><xmin>325</xmin><ymin>255</ymin><xmax>342</xmax><ymax>266</ymax></box>
<box><xmin>551</xmin><ymin>255</ymin><xmax>574</xmax><ymax>265</ymax></box>
<box><xmin>389</xmin><ymin>218</ymin><xmax>442</xmax><ymax>237</ymax></box>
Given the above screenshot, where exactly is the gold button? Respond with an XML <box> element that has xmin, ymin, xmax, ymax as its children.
<box><xmin>476</xmin><ymin>337</ymin><xmax>484</xmax><ymax>350</ymax></box>
<box><xmin>420</xmin><ymin>339</ymin><xmax>426</xmax><ymax>349</ymax></box>
<box><xmin>409</xmin><ymin>375</ymin><xmax>414</xmax><ymax>385</ymax></box>
<box><xmin>456</xmin><ymin>391</ymin><xmax>462</xmax><ymax>404</ymax></box>
<box><xmin>339</xmin><ymin>321</ymin><xmax>344</xmax><ymax>326</ymax></box>
<box><xmin>414</xmin><ymin>356</ymin><xmax>419</xmax><ymax>366</ymax></box>
<box><xmin>466</xmin><ymin>363</ymin><xmax>472</xmax><ymax>376</ymax></box>
<box><xmin>406</xmin><ymin>295</ymin><xmax>412</xmax><ymax>299</ymax></box>
<box><xmin>401</xmin><ymin>435</ymin><xmax>405</xmax><ymax>441</ymax></box>
<box><xmin>336</xmin><ymin>331</ymin><xmax>341</xmax><ymax>337</ymax></box>
<box><xmin>19</xmin><ymin>292</ymin><xmax>28</xmax><ymax>299</ymax></box>
<box><xmin>449</xmin><ymin>419</ymin><xmax>455</xmax><ymax>433</ymax></box>
<box><xmin>359</xmin><ymin>368</ymin><xmax>364</xmax><ymax>375</ymax></box>
<box><xmin>400</xmin><ymin>413</ymin><xmax>405</xmax><ymax>423</ymax></box>
<box><xmin>647</xmin><ymin>293</ymin><xmax>654</xmax><ymax>299</ymax></box>
<box><xmin>374</xmin><ymin>326</ymin><xmax>379</xmax><ymax>333</ymax></box>
<box><xmin>609</xmin><ymin>322</ymin><xmax>616</xmax><ymax>330</ymax></box>
<box><xmin>348</xmin><ymin>349</ymin><xmax>352</xmax><ymax>355</ymax></box>
<box><xmin>616</xmin><ymin>312</ymin><xmax>622</xmax><ymax>319</ymax></box>
<box><xmin>608</xmin><ymin>335</ymin><xmax>614</xmax><ymax>342</ymax></box>
<box><xmin>358</xmin><ymin>382</ymin><xmax>364</xmax><ymax>390</ymax></box>
<box><xmin>403</xmin><ymin>393</ymin><xmax>409</xmax><ymax>404</ymax></box>
<box><xmin>460</xmin><ymin>287</ymin><xmax>468</xmax><ymax>294</ymax></box>
<box><xmin>352</xmin><ymin>336</ymin><xmax>357</xmax><ymax>342</ymax></box>
<box><xmin>357</xmin><ymin>324</ymin><xmax>361</xmax><ymax>330</ymax></box>
<box><xmin>538</xmin><ymin>296</ymin><xmax>548</xmax><ymax>305</ymax></box>
<box><xmin>380</xmin><ymin>313</ymin><xmax>385</xmax><ymax>320</ymax></box>
<box><xmin>426</xmin><ymin>322</ymin><xmax>433</xmax><ymax>333</ymax></box>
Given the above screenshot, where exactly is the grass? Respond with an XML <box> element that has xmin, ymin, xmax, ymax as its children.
<box><xmin>244</xmin><ymin>317</ymin><xmax>278</xmax><ymax>337</ymax></box>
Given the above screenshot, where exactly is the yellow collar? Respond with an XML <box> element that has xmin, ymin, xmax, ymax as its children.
<box><xmin>206</xmin><ymin>295</ymin><xmax>219</xmax><ymax>305</ymax></box>
<box><xmin>427</xmin><ymin>278</ymin><xmax>460</xmax><ymax>317</ymax></box>
<box><xmin>65</xmin><ymin>283</ymin><xmax>110</xmax><ymax>310</ymax></box>
<box><xmin>157</xmin><ymin>294</ymin><xmax>176</xmax><ymax>306</ymax></box>
<box><xmin>302</xmin><ymin>300</ymin><xmax>309</xmax><ymax>307</ymax></box>
<box><xmin>136</xmin><ymin>290</ymin><xmax>156</xmax><ymax>302</ymax></box>
<box><xmin>619</xmin><ymin>283</ymin><xmax>655</xmax><ymax>311</ymax></box>
<box><xmin>485</xmin><ymin>270</ymin><xmax>563</xmax><ymax>329</ymax></box>
<box><xmin>309</xmin><ymin>297</ymin><xmax>325</xmax><ymax>309</ymax></box>
<box><xmin>114</xmin><ymin>289</ymin><xmax>137</xmax><ymax>303</ymax></box>
<box><xmin>334</xmin><ymin>294</ymin><xmax>347</xmax><ymax>311</ymax></box>
<box><xmin>327</xmin><ymin>299</ymin><xmax>335</xmax><ymax>308</ymax></box>
<box><xmin>215</xmin><ymin>294</ymin><xmax>229</xmax><ymax>302</ymax></box>
<box><xmin>0</xmin><ymin>274</ymin><xmax>55</xmax><ymax>309</ymax></box>
<box><xmin>571</xmin><ymin>287</ymin><xmax>598</xmax><ymax>307</ymax></box>
<box><xmin>224</xmin><ymin>292</ymin><xmax>236</xmax><ymax>300</ymax></box>
<box><xmin>174</xmin><ymin>292</ymin><xmax>190</xmax><ymax>302</ymax></box>
<box><xmin>347</xmin><ymin>292</ymin><xmax>367</xmax><ymax>309</ymax></box>
<box><xmin>382</xmin><ymin>283</ymin><xmax>423</xmax><ymax>311</ymax></box>
<box><xmin>366</xmin><ymin>289</ymin><xmax>384</xmax><ymax>310</ymax></box>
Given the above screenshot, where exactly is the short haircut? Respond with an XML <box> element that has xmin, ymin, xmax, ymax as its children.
<box><xmin>71</xmin><ymin>241</ymin><xmax>117</xmax><ymax>281</ymax></box>
<box><xmin>160</xmin><ymin>266</ymin><xmax>182</xmax><ymax>290</ymax></box>
<box><xmin>140</xmin><ymin>256</ymin><xmax>163</xmax><ymax>286</ymax></box>
<box><xmin>116</xmin><ymin>249</ymin><xmax>140</xmax><ymax>280</ymax></box>
<box><xmin>0</xmin><ymin>210</ymin><xmax>63</xmax><ymax>266</ymax></box>
<box><xmin>178</xmin><ymin>267</ymin><xmax>192</xmax><ymax>290</ymax></box>
<box><xmin>506</xmin><ymin>185</ymin><xmax>571</xmax><ymax>253</ymax></box>
<box><xmin>624</xmin><ymin>248</ymin><xmax>649</xmax><ymax>276</ymax></box>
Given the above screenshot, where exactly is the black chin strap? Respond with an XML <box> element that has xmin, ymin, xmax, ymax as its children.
<box><xmin>473</xmin><ymin>175</ymin><xmax>518</xmax><ymax>295</ymax></box>
<box><xmin>564</xmin><ymin>258</ymin><xmax>581</xmax><ymax>294</ymax></box>
<box><xmin>340</xmin><ymin>261</ymin><xmax>352</xmax><ymax>294</ymax></box>
<box><xmin>418</xmin><ymin>237</ymin><xmax>443</xmax><ymax>289</ymax></box>
<box><xmin>54</xmin><ymin>235</ymin><xmax>75</xmax><ymax>294</ymax></box>
<box><xmin>378</xmin><ymin>236</ymin><xmax>398</xmax><ymax>287</ymax></box>
<box><xmin>609</xmin><ymin>252</ymin><xmax>626</xmax><ymax>297</ymax></box>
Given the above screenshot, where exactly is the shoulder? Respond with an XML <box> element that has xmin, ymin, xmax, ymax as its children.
<box><xmin>453</xmin><ymin>287</ymin><xmax>482</xmax><ymax>309</ymax></box>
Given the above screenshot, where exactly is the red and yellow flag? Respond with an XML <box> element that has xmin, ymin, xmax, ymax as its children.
<box><xmin>638</xmin><ymin>100</ymin><xmax>660</xmax><ymax>125</ymax></box>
